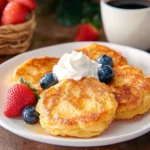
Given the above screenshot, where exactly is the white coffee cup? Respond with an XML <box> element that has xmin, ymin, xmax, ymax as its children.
<box><xmin>100</xmin><ymin>0</ymin><xmax>150</xmax><ymax>50</ymax></box>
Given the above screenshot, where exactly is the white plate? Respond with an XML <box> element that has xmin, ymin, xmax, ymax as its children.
<box><xmin>0</xmin><ymin>42</ymin><xmax>150</xmax><ymax>147</ymax></box>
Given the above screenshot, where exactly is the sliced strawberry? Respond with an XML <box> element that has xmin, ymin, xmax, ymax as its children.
<box><xmin>75</xmin><ymin>24</ymin><xmax>99</xmax><ymax>41</ymax></box>
<box><xmin>4</xmin><ymin>83</ymin><xmax>36</xmax><ymax>117</ymax></box>
<box><xmin>11</xmin><ymin>0</ymin><xmax>36</xmax><ymax>11</ymax></box>
<box><xmin>0</xmin><ymin>0</ymin><xmax>7</xmax><ymax>14</ymax></box>
<box><xmin>1</xmin><ymin>1</ymin><xmax>28</xmax><ymax>25</ymax></box>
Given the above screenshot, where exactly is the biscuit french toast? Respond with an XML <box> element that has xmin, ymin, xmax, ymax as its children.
<box><xmin>76</xmin><ymin>44</ymin><xmax>128</xmax><ymax>67</ymax></box>
<box><xmin>109</xmin><ymin>65</ymin><xmax>150</xmax><ymax>120</ymax></box>
<box><xmin>13</xmin><ymin>56</ymin><xmax>59</xmax><ymax>94</ymax></box>
<box><xmin>36</xmin><ymin>77</ymin><xmax>118</xmax><ymax>138</ymax></box>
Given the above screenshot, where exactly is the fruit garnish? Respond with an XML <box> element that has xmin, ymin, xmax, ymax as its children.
<box><xmin>97</xmin><ymin>55</ymin><xmax>113</xmax><ymax>67</ymax></box>
<box><xmin>4</xmin><ymin>77</ymin><xmax>40</xmax><ymax>117</ymax></box>
<box><xmin>4</xmin><ymin>83</ymin><xmax>36</xmax><ymax>117</ymax></box>
<box><xmin>22</xmin><ymin>106</ymin><xmax>39</xmax><ymax>124</ymax></box>
<box><xmin>97</xmin><ymin>65</ymin><xmax>114</xmax><ymax>83</ymax></box>
<box><xmin>75</xmin><ymin>24</ymin><xmax>99</xmax><ymax>41</ymax></box>
<box><xmin>1</xmin><ymin>1</ymin><xmax>28</xmax><ymax>25</ymax></box>
<box><xmin>40</xmin><ymin>73</ymin><xmax>58</xmax><ymax>90</ymax></box>
<box><xmin>13</xmin><ymin>0</ymin><xmax>36</xmax><ymax>11</ymax></box>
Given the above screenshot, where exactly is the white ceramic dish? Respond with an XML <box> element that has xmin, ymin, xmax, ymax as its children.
<box><xmin>0</xmin><ymin>42</ymin><xmax>150</xmax><ymax>147</ymax></box>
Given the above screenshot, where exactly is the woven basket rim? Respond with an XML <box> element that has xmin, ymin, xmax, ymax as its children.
<box><xmin>0</xmin><ymin>11</ymin><xmax>36</xmax><ymax>55</ymax></box>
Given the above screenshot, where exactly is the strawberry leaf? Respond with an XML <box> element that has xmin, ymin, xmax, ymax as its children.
<box><xmin>19</xmin><ymin>76</ymin><xmax>40</xmax><ymax>103</ymax></box>
<box><xmin>19</xmin><ymin>77</ymin><xmax>39</xmax><ymax>100</ymax></box>
<box><xmin>25</xmin><ymin>81</ymin><xmax>31</xmax><ymax>88</ymax></box>
<box><xmin>91</xmin><ymin>15</ymin><xmax>102</xmax><ymax>29</ymax></box>
<box><xmin>19</xmin><ymin>77</ymin><xmax>24</xmax><ymax>83</ymax></box>
<box><xmin>35</xmin><ymin>94</ymin><xmax>40</xmax><ymax>102</ymax></box>
<box><xmin>81</xmin><ymin>18</ymin><xmax>90</xmax><ymax>24</ymax></box>
<box><xmin>32</xmin><ymin>88</ymin><xmax>37</xmax><ymax>92</ymax></box>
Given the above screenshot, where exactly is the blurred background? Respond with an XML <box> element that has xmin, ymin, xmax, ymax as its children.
<box><xmin>32</xmin><ymin>0</ymin><xmax>105</xmax><ymax>49</ymax></box>
<box><xmin>1</xmin><ymin>0</ymin><xmax>149</xmax><ymax>57</ymax></box>
<box><xmin>0</xmin><ymin>0</ymin><xmax>106</xmax><ymax>61</ymax></box>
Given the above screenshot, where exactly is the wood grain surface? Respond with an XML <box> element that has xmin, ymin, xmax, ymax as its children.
<box><xmin>0</xmin><ymin>14</ymin><xmax>150</xmax><ymax>150</ymax></box>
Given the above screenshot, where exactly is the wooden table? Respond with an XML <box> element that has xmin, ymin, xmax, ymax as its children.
<box><xmin>0</xmin><ymin>14</ymin><xmax>150</xmax><ymax>150</ymax></box>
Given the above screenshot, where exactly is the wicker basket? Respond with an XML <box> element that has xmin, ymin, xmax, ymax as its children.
<box><xmin>0</xmin><ymin>12</ymin><xmax>36</xmax><ymax>55</ymax></box>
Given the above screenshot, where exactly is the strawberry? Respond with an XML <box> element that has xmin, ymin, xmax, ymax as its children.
<box><xmin>10</xmin><ymin>0</ymin><xmax>36</xmax><ymax>11</ymax></box>
<box><xmin>4</xmin><ymin>83</ymin><xmax>36</xmax><ymax>117</ymax></box>
<box><xmin>0</xmin><ymin>0</ymin><xmax>7</xmax><ymax>14</ymax></box>
<box><xmin>1</xmin><ymin>1</ymin><xmax>28</xmax><ymax>25</ymax></box>
<box><xmin>75</xmin><ymin>24</ymin><xmax>99</xmax><ymax>41</ymax></box>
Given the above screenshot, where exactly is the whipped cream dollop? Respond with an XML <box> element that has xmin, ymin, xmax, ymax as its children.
<box><xmin>53</xmin><ymin>51</ymin><xmax>101</xmax><ymax>81</ymax></box>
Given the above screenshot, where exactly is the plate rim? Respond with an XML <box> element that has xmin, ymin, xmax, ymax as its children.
<box><xmin>0</xmin><ymin>41</ymin><xmax>150</xmax><ymax>67</ymax></box>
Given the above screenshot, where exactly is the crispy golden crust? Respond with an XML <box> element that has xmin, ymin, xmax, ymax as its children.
<box><xmin>36</xmin><ymin>77</ymin><xmax>117</xmax><ymax>138</ymax></box>
<box><xmin>109</xmin><ymin>65</ymin><xmax>150</xmax><ymax>120</ymax></box>
<box><xmin>147</xmin><ymin>77</ymin><xmax>150</xmax><ymax>83</ymax></box>
<box><xmin>76</xmin><ymin>44</ymin><xmax>128</xmax><ymax>67</ymax></box>
<box><xmin>13</xmin><ymin>57</ymin><xmax>59</xmax><ymax>94</ymax></box>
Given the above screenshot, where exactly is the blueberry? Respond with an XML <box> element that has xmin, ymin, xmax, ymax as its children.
<box><xmin>97</xmin><ymin>65</ymin><xmax>114</xmax><ymax>83</ymax></box>
<box><xmin>40</xmin><ymin>73</ymin><xmax>58</xmax><ymax>90</ymax></box>
<box><xmin>97</xmin><ymin>55</ymin><xmax>113</xmax><ymax>67</ymax></box>
<box><xmin>22</xmin><ymin>106</ymin><xmax>39</xmax><ymax>124</ymax></box>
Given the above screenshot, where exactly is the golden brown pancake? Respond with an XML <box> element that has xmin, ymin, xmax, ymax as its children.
<box><xmin>109</xmin><ymin>65</ymin><xmax>150</xmax><ymax>120</ymax></box>
<box><xmin>13</xmin><ymin>56</ymin><xmax>59</xmax><ymax>94</ymax></box>
<box><xmin>76</xmin><ymin>44</ymin><xmax>128</xmax><ymax>67</ymax></box>
<box><xmin>36</xmin><ymin>77</ymin><xmax>117</xmax><ymax>138</ymax></box>
<box><xmin>147</xmin><ymin>77</ymin><xmax>150</xmax><ymax>83</ymax></box>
